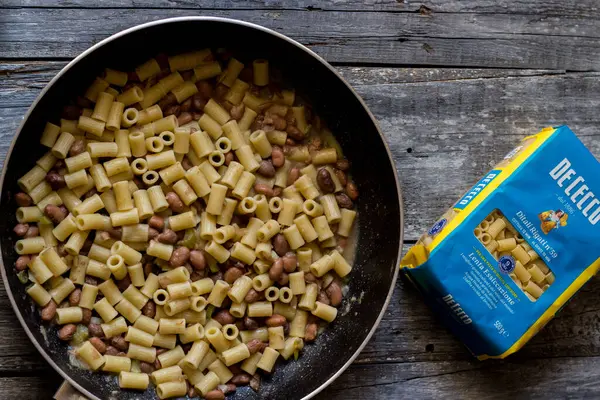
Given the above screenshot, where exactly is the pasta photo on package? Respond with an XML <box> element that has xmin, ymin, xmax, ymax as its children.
<box><xmin>401</xmin><ymin>126</ymin><xmax>600</xmax><ymax>359</ymax></box>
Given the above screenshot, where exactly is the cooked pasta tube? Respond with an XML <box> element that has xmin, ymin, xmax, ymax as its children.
<box><xmin>194</xmin><ymin>371</ymin><xmax>220</xmax><ymax>397</ymax></box>
<box><xmin>191</xmin><ymin>278</ymin><xmax>214</xmax><ymax>296</ymax></box>
<box><xmin>205</xmin><ymin>241</ymin><xmax>230</xmax><ymax>264</ymax></box>
<box><xmin>147</xmin><ymin>185</ymin><xmax>169</xmax><ymax>212</ymax></box>
<box><xmin>27</xmin><ymin>284</ymin><xmax>52</xmax><ymax>307</ymax></box>
<box><xmin>207</xmin><ymin>280</ymin><xmax>230</xmax><ymax>307</ymax></box>
<box><xmin>102</xmin><ymin>316</ymin><xmax>128</xmax><ymax>339</ymax></box>
<box><xmin>166</xmin><ymin>281</ymin><xmax>192</xmax><ymax>300</ymax></box>
<box><xmin>119</xmin><ymin>371</ymin><xmax>149</xmax><ymax>390</ymax></box>
<box><xmin>157</xmin><ymin>345</ymin><xmax>185</xmax><ymax>368</ymax></box>
<box><xmin>76</xmin><ymin>341</ymin><xmax>105</xmax><ymax>370</ymax></box>
<box><xmin>65</xmin><ymin>152</ymin><xmax>92</xmax><ymax>173</ymax></box>
<box><xmin>256</xmin><ymin>347</ymin><xmax>279</xmax><ymax>373</ymax></box>
<box><xmin>102</xmin><ymin>355</ymin><xmax>131</xmax><ymax>373</ymax></box>
<box><xmin>158</xmin><ymin>266</ymin><xmax>190</xmax><ymax>287</ymax></box>
<box><xmin>181</xmin><ymin>340</ymin><xmax>210</xmax><ymax>370</ymax></box>
<box><xmin>205</xmin><ymin>326</ymin><xmax>230</xmax><ymax>353</ymax></box>
<box><xmin>235</xmin><ymin>145</ymin><xmax>260</xmax><ymax>172</ymax></box>
<box><xmin>159</xmin><ymin>318</ymin><xmax>186</xmax><ymax>335</ymax></box>
<box><xmin>127</xmin><ymin>343</ymin><xmax>156</xmax><ymax>363</ymax></box>
<box><xmin>111</xmin><ymin>241</ymin><xmax>142</xmax><ymax>265</ymax></box>
<box><xmin>133</xmin><ymin>315</ymin><xmax>159</xmax><ymax>335</ymax></box>
<box><xmin>40</xmin><ymin>122</ymin><xmax>61</xmax><ymax>148</ymax></box>
<box><xmin>248</xmin><ymin>301</ymin><xmax>273</xmax><ymax>318</ymax></box>
<box><xmin>277</xmin><ymin>198</ymin><xmax>298</xmax><ymax>227</ymax></box>
<box><xmin>64</xmin><ymin>230</ymin><xmax>90</xmax><ymax>255</ymax></box>
<box><xmin>330</xmin><ymin>250</ymin><xmax>352</xmax><ymax>277</ymax></box>
<box><xmin>153</xmin><ymin>332</ymin><xmax>177</xmax><ymax>349</ymax></box>
<box><xmin>56</xmin><ymin>306</ymin><xmax>83</xmax><ymax>324</ymax></box>
<box><xmin>122</xmin><ymin>284</ymin><xmax>148</xmax><ymax>309</ymax></box>
<box><xmin>190</xmin><ymin>130</ymin><xmax>215</xmax><ymax>158</ymax></box>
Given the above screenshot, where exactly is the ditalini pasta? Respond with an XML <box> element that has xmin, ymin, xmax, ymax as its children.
<box><xmin>473</xmin><ymin>209</ymin><xmax>555</xmax><ymax>301</ymax></box>
<box><xmin>401</xmin><ymin>126</ymin><xmax>600</xmax><ymax>360</ymax></box>
<box><xmin>10</xmin><ymin>50</ymin><xmax>359</xmax><ymax>399</ymax></box>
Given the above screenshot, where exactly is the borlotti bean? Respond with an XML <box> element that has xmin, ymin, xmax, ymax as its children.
<box><xmin>12</xmin><ymin>49</ymin><xmax>360</xmax><ymax>398</ymax></box>
<box><xmin>401</xmin><ymin>126</ymin><xmax>600</xmax><ymax>360</ymax></box>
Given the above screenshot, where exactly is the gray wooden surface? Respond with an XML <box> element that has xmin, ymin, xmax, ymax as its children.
<box><xmin>2</xmin><ymin>1</ymin><xmax>600</xmax><ymax>399</ymax></box>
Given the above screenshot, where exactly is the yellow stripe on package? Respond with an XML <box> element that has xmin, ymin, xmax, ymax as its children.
<box><xmin>401</xmin><ymin>126</ymin><xmax>600</xmax><ymax>359</ymax></box>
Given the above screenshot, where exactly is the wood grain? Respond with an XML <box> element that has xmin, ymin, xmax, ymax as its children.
<box><xmin>3</xmin><ymin>0</ymin><xmax>600</xmax><ymax>16</ymax></box>
<box><xmin>2</xmin><ymin>2</ymin><xmax>600</xmax><ymax>395</ymax></box>
<box><xmin>0</xmin><ymin>376</ymin><xmax>62</xmax><ymax>398</ymax></box>
<box><xmin>2</xmin><ymin>8</ymin><xmax>600</xmax><ymax>70</ymax></box>
<box><xmin>324</xmin><ymin>355</ymin><xmax>600</xmax><ymax>399</ymax></box>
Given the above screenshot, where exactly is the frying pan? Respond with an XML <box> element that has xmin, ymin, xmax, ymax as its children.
<box><xmin>0</xmin><ymin>17</ymin><xmax>403</xmax><ymax>400</ymax></box>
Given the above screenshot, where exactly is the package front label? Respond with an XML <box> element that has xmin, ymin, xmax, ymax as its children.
<box><xmin>401</xmin><ymin>126</ymin><xmax>600</xmax><ymax>359</ymax></box>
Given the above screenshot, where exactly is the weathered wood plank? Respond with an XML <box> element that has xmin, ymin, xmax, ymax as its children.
<box><xmin>3</xmin><ymin>0</ymin><xmax>600</xmax><ymax>16</ymax></box>
<box><xmin>0</xmin><ymin>376</ymin><xmax>61</xmax><ymax>398</ymax></box>
<box><xmin>2</xmin><ymin>8</ymin><xmax>600</xmax><ymax>70</ymax></box>
<box><xmin>324</xmin><ymin>356</ymin><xmax>600</xmax><ymax>399</ymax></box>
<box><xmin>0</xmin><ymin>61</ymin><xmax>563</xmax><ymax>107</ymax></box>
<box><xmin>5</xmin><ymin>355</ymin><xmax>600</xmax><ymax>400</ymax></box>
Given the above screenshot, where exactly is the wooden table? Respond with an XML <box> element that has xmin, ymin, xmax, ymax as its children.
<box><xmin>2</xmin><ymin>1</ymin><xmax>600</xmax><ymax>398</ymax></box>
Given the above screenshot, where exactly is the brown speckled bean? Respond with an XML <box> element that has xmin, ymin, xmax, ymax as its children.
<box><xmin>265</xmin><ymin>314</ymin><xmax>286</xmax><ymax>327</ymax></box>
<box><xmin>165</xmin><ymin>192</ymin><xmax>185</xmax><ymax>213</ymax></box>
<box><xmin>268</xmin><ymin>258</ymin><xmax>284</xmax><ymax>281</ymax></box>
<box><xmin>282</xmin><ymin>252</ymin><xmax>297</xmax><ymax>273</ymax></box>
<box><xmin>82</xmin><ymin>309</ymin><xmax>92</xmax><ymax>325</ymax></box>
<box><xmin>317</xmin><ymin>168</ymin><xmax>335</xmax><ymax>194</ymax></box>
<box><xmin>244</xmin><ymin>289</ymin><xmax>260</xmax><ymax>304</ymax></box>
<box><xmin>169</xmin><ymin>246</ymin><xmax>190</xmax><ymax>267</ymax></box>
<box><xmin>346</xmin><ymin>181</ymin><xmax>359</xmax><ymax>201</ymax></box>
<box><xmin>157</xmin><ymin>229</ymin><xmax>178</xmax><ymax>245</ymax></box>
<box><xmin>305</xmin><ymin>322</ymin><xmax>318</xmax><ymax>342</ymax></box>
<box><xmin>213</xmin><ymin>310</ymin><xmax>235</xmax><ymax>325</ymax></box>
<box><xmin>25</xmin><ymin>226</ymin><xmax>39</xmax><ymax>238</ymax></box>
<box><xmin>45</xmin><ymin>171</ymin><xmax>66</xmax><ymax>190</ymax></box>
<box><xmin>15</xmin><ymin>255</ymin><xmax>30</xmax><ymax>271</ymax></box>
<box><xmin>148</xmin><ymin>215</ymin><xmax>164</xmax><ymax>231</ymax></box>
<box><xmin>254</xmin><ymin>183</ymin><xmax>274</xmax><ymax>197</ymax></box>
<box><xmin>271</xmin><ymin>146</ymin><xmax>285</xmax><ymax>168</ymax></box>
<box><xmin>88</xmin><ymin>323</ymin><xmax>104</xmax><ymax>338</ymax></box>
<box><xmin>15</xmin><ymin>192</ymin><xmax>33</xmax><ymax>207</ymax></box>
<box><xmin>224</xmin><ymin>267</ymin><xmax>244</xmax><ymax>284</ymax></box>
<box><xmin>257</xmin><ymin>160</ymin><xmax>276</xmax><ymax>178</ymax></box>
<box><xmin>230</xmin><ymin>373</ymin><xmax>251</xmax><ymax>385</ymax></box>
<box><xmin>13</xmin><ymin>223</ymin><xmax>29</xmax><ymax>237</ymax></box>
<box><xmin>58</xmin><ymin>324</ymin><xmax>77</xmax><ymax>341</ymax></box>
<box><xmin>287</xmin><ymin>167</ymin><xmax>300</xmax><ymax>186</ymax></box>
<box><xmin>326</xmin><ymin>281</ymin><xmax>343</xmax><ymax>307</ymax></box>
<box><xmin>44</xmin><ymin>204</ymin><xmax>67</xmax><ymax>224</ymax></box>
<box><xmin>89</xmin><ymin>337</ymin><xmax>106</xmax><ymax>354</ymax></box>
<box><xmin>41</xmin><ymin>300</ymin><xmax>57</xmax><ymax>321</ymax></box>
<box><xmin>205</xmin><ymin>390</ymin><xmax>225</xmax><ymax>400</ymax></box>
<box><xmin>69</xmin><ymin>288</ymin><xmax>81</xmax><ymax>306</ymax></box>
<box><xmin>273</xmin><ymin>234</ymin><xmax>289</xmax><ymax>257</ymax></box>
<box><xmin>189</xmin><ymin>250</ymin><xmax>206</xmax><ymax>270</ymax></box>
<box><xmin>142</xmin><ymin>300</ymin><xmax>156</xmax><ymax>318</ymax></box>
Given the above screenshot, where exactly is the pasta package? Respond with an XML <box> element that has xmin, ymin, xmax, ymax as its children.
<box><xmin>401</xmin><ymin>126</ymin><xmax>600</xmax><ymax>359</ymax></box>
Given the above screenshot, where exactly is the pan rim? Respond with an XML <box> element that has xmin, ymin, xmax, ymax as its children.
<box><xmin>0</xmin><ymin>16</ymin><xmax>404</xmax><ymax>400</ymax></box>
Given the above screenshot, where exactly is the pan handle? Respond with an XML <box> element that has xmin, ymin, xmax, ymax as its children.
<box><xmin>54</xmin><ymin>381</ymin><xmax>89</xmax><ymax>400</ymax></box>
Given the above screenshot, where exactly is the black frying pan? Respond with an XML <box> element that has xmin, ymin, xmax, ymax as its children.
<box><xmin>0</xmin><ymin>18</ymin><xmax>403</xmax><ymax>400</ymax></box>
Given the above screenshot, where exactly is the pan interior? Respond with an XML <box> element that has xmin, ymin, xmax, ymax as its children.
<box><xmin>0</xmin><ymin>19</ymin><xmax>402</xmax><ymax>400</ymax></box>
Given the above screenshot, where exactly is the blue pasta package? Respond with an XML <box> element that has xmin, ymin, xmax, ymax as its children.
<box><xmin>401</xmin><ymin>126</ymin><xmax>600</xmax><ymax>359</ymax></box>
